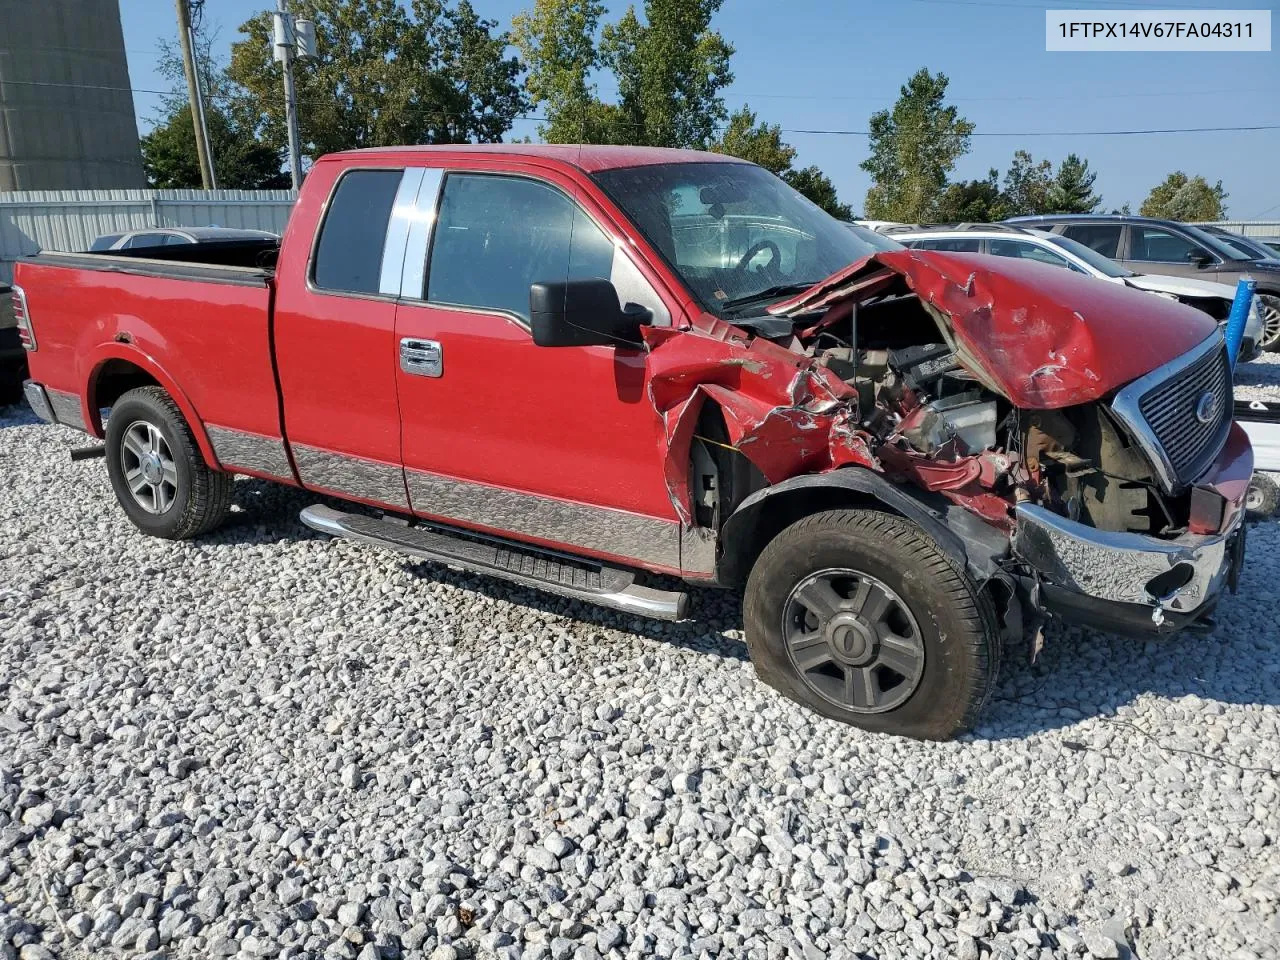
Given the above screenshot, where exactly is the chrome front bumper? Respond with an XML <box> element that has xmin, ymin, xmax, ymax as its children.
<box><xmin>1012</xmin><ymin>503</ymin><xmax>1242</xmax><ymax>626</ymax></box>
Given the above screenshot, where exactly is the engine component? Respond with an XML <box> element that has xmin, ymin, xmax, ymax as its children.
<box><xmin>902</xmin><ymin>391</ymin><xmax>998</xmax><ymax>456</ymax></box>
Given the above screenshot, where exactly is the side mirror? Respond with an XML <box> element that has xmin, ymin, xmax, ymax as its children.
<box><xmin>529</xmin><ymin>278</ymin><xmax>649</xmax><ymax>348</ymax></box>
<box><xmin>1186</xmin><ymin>249</ymin><xmax>1214</xmax><ymax>267</ymax></box>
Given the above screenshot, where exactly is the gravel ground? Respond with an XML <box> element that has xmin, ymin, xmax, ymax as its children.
<box><xmin>2</xmin><ymin>384</ymin><xmax>1279</xmax><ymax>960</ymax></box>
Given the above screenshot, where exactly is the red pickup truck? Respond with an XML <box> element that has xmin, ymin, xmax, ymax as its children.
<box><xmin>14</xmin><ymin>145</ymin><xmax>1252</xmax><ymax>739</ymax></box>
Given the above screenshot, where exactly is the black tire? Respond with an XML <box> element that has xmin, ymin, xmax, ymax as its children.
<box><xmin>104</xmin><ymin>386</ymin><xmax>233</xmax><ymax>539</ymax></box>
<box><xmin>743</xmin><ymin>508</ymin><xmax>999</xmax><ymax>740</ymax></box>
<box><xmin>1246</xmin><ymin>472</ymin><xmax>1278</xmax><ymax>520</ymax></box>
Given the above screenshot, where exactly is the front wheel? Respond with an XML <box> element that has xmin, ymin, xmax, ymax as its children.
<box><xmin>1259</xmin><ymin>294</ymin><xmax>1280</xmax><ymax>353</ymax></box>
<box><xmin>105</xmin><ymin>386</ymin><xmax>233</xmax><ymax>539</ymax></box>
<box><xmin>743</xmin><ymin>509</ymin><xmax>1000</xmax><ymax>740</ymax></box>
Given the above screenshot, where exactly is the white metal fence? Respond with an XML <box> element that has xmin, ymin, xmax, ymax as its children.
<box><xmin>1195</xmin><ymin>220</ymin><xmax>1280</xmax><ymax>239</ymax></box>
<box><xmin>0</xmin><ymin>188</ymin><xmax>297</xmax><ymax>282</ymax></box>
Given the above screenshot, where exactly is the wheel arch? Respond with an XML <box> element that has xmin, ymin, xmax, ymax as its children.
<box><xmin>716</xmin><ymin>467</ymin><xmax>1011</xmax><ymax>590</ymax></box>
<box><xmin>83</xmin><ymin>345</ymin><xmax>218</xmax><ymax>468</ymax></box>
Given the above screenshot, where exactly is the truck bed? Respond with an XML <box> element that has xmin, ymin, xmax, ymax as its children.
<box><xmin>16</xmin><ymin>251</ymin><xmax>286</xmax><ymax>477</ymax></box>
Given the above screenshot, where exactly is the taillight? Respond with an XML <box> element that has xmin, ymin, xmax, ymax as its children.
<box><xmin>11</xmin><ymin>284</ymin><xmax>35</xmax><ymax>351</ymax></box>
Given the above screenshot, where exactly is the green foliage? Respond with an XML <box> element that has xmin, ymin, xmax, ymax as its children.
<box><xmin>782</xmin><ymin>167</ymin><xmax>854</xmax><ymax>220</ymax></box>
<box><xmin>710</xmin><ymin>106</ymin><xmax>795</xmax><ymax>175</ymax></box>
<box><xmin>514</xmin><ymin>0</ymin><xmax>732</xmax><ymax>148</ymax></box>
<box><xmin>141</xmin><ymin>103</ymin><xmax>289</xmax><ymax>189</ymax></box>
<box><xmin>934</xmin><ymin>169</ymin><xmax>1007</xmax><ymax>223</ymax></box>
<box><xmin>228</xmin><ymin>0</ymin><xmax>526</xmax><ymax>158</ymax></box>
<box><xmin>1001</xmin><ymin>150</ymin><xmax>1053</xmax><ymax>218</ymax></box>
<box><xmin>1140</xmin><ymin>171</ymin><xmax>1228</xmax><ymax>221</ymax></box>
<box><xmin>860</xmin><ymin>69</ymin><xmax>974</xmax><ymax>222</ymax></box>
<box><xmin>710</xmin><ymin>107</ymin><xmax>852</xmax><ymax>218</ymax></box>
<box><xmin>1046</xmin><ymin>153</ymin><xmax>1101</xmax><ymax>214</ymax></box>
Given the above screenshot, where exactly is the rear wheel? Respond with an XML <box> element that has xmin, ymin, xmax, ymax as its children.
<box><xmin>105</xmin><ymin>386</ymin><xmax>233</xmax><ymax>539</ymax></box>
<box><xmin>743</xmin><ymin>509</ymin><xmax>999</xmax><ymax>740</ymax></box>
<box><xmin>1259</xmin><ymin>294</ymin><xmax>1280</xmax><ymax>353</ymax></box>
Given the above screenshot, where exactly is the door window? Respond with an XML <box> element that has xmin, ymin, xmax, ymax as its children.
<box><xmin>1129</xmin><ymin>226</ymin><xmax>1212</xmax><ymax>264</ymax></box>
<box><xmin>988</xmin><ymin>238</ymin><xmax>1075</xmax><ymax>270</ymax></box>
<box><xmin>912</xmin><ymin>238</ymin><xmax>981</xmax><ymax>253</ymax></box>
<box><xmin>1060</xmin><ymin>224</ymin><xmax>1121</xmax><ymax>259</ymax></box>
<box><xmin>426</xmin><ymin>174</ymin><xmax>620</xmax><ymax>323</ymax></box>
<box><xmin>312</xmin><ymin>169</ymin><xmax>404</xmax><ymax>294</ymax></box>
<box><xmin>124</xmin><ymin>233</ymin><xmax>169</xmax><ymax>249</ymax></box>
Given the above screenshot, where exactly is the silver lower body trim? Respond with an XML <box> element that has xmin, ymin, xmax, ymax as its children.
<box><xmin>44</xmin><ymin>387</ymin><xmax>86</xmax><ymax>432</ymax></box>
<box><xmin>1012</xmin><ymin>502</ymin><xmax>1239</xmax><ymax>616</ymax></box>
<box><xmin>405</xmin><ymin>468</ymin><xmax>685</xmax><ymax>571</ymax></box>
<box><xmin>206</xmin><ymin>424</ymin><xmax>294</xmax><ymax>480</ymax></box>
<box><xmin>23</xmin><ymin>381</ymin><xmax>54</xmax><ymax>423</ymax></box>
<box><xmin>293</xmin><ymin>443</ymin><xmax>409</xmax><ymax>510</ymax></box>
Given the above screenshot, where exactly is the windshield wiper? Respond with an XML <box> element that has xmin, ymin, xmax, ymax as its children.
<box><xmin>720</xmin><ymin>282</ymin><xmax>817</xmax><ymax>314</ymax></box>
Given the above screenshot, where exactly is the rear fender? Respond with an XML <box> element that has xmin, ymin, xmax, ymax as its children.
<box><xmin>82</xmin><ymin>343</ymin><xmax>218</xmax><ymax>468</ymax></box>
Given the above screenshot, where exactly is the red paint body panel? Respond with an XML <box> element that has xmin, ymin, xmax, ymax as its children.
<box><xmin>18</xmin><ymin>259</ymin><xmax>279</xmax><ymax>467</ymax></box>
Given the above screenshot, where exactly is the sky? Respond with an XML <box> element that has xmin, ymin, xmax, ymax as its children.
<box><xmin>119</xmin><ymin>0</ymin><xmax>1280</xmax><ymax>219</ymax></box>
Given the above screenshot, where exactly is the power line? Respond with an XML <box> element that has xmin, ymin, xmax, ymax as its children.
<box><xmin>715</xmin><ymin>87</ymin><xmax>1273</xmax><ymax>104</ymax></box>
<box><xmin>5</xmin><ymin>77</ymin><xmax>1275</xmax><ymax>140</ymax></box>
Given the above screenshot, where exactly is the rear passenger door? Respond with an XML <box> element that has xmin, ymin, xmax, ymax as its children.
<box><xmin>391</xmin><ymin>166</ymin><xmax>689</xmax><ymax>573</ymax></box>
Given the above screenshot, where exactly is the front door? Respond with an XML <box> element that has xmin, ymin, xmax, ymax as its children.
<box><xmin>1122</xmin><ymin>224</ymin><xmax>1223</xmax><ymax>281</ymax></box>
<box><xmin>392</xmin><ymin>167</ymin><xmax>688</xmax><ymax>573</ymax></box>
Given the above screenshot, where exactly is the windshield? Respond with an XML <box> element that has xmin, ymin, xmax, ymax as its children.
<box><xmin>1042</xmin><ymin>233</ymin><xmax>1133</xmax><ymax>278</ymax></box>
<box><xmin>592</xmin><ymin>162</ymin><xmax>883</xmax><ymax>316</ymax></box>
<box><xmin>1208</xmin><ymin>230</ymin><xmax>1273</xmax><ymax>260</ymax></box>
<box><xmin>843</xmin><ymin>222</ymin><xmax>905</xmax><ymax>252</ymax></box>
<box><xmin>1183</xmin><ymin>224</ymin><xmax>1255</xmax><ymax>261</ymax></box>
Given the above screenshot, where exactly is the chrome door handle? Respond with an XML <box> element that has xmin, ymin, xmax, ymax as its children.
<box><xmin>400</xmin><ymin>338</ymin><xmax>442</xmax><ymax>377</ymax></box>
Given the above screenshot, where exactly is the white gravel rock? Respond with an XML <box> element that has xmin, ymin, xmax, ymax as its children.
<box><xmin>2</xmin><ymin>400</ymin><xmax>1279</xmax><ymax>960</ymax></box>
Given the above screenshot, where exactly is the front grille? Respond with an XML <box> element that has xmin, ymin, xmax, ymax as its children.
<box><xmin>1132</xmin><ymin>342</ymin><xmax>1231</xmax><ymax>488</ymax></box>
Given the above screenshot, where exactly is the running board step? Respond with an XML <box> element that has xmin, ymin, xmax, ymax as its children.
<box><xmin>300</xmin><ymin>504</ymin><xmax>688</xmax><ymax>621</ymax></box>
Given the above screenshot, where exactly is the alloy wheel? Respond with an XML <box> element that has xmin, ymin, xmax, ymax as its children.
<box><xmin>782</xmin><ymin>568</ymin><xmax>926</xmax><ymax>713</ymax></box>
<box><xmin>120</xmin><ymin>421</ymin><xmax>179</xmax><ymax>515</ymax></box>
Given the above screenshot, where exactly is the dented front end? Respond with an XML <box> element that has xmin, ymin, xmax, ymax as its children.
<box><xmin>647</xmin><ymin>248</ymin><xmax>1250</xmax><ymax>636</ymax></box>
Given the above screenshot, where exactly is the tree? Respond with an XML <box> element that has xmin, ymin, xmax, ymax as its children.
<box><xmin>1001</xmin><ymin>150</ymin><xmax>1053</xmax><ymax>217</ymax></box>
<box><xmin>228</xmin><ymin>0</ymin><xmax>526</xmax><ymax>161</ymax></box>
<box><xmin>710</xmin><ymin>107</ymin><xmax>853</xmax><ymax>218</ymax></box>
<box><xmin>1046</xmin><ymin>153</ymin><xmax>1101</xmax><ymax>214</ymax></box>
<box><xmin>783</xmin><ymin>167</ymin><xmax>853</xmax><ymax>220</ymax></box>
<box><xmin>141</xmin><ymin>103</ymin><xmax>289</xmax><ymax>189</ymax></box>
<box><xmin>935</xmin><ymin>169</ymin><xmax>1007</xmax><ymax>223</ymax></box>
<box><xmin>514</xmin><ymin>0</ymin><xmax>733</xmax><ymax>148</ymax></box>
<box><xmin>860</xmin><ymin>68</ymin><xmax>974</xmax><ymax>222</ymax></box>
<box><xmin>710</xmin><ymin>106</ymin><xmax>795</xmax><ymax>174</ymax></box>
<box><xmin>1140</xmin><ymin>171</ymin><xmax>1228</xmax><ymax>220</ymax></box>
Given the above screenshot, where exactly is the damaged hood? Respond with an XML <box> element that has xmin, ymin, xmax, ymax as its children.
<box><xmin>770</xmin><ymin>249</ymin><xmax>1218</xmax><ymax>409</ymax></box>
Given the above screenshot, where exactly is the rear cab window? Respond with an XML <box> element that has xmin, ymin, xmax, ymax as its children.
<box><xmin>312</xmin><ymin>169</ymin><xmax>405</xmax><ymax>294</ymax></box>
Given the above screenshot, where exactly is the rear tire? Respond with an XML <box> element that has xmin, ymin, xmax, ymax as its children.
<box><xmin>105</xmin><ymin>386</ymin><xmax>233</xmax><ymax>539</ymax></box>
<box><xmin>743</xmin><ymin>509</ymin><xmax>999</xmax><ymax>740</ymax></box>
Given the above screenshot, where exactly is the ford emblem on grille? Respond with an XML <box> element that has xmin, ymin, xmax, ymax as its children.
<box><xmin>1194</xmin><ymin>389</ymin><xmax>1219</xmax><ymax>425</ymax></box>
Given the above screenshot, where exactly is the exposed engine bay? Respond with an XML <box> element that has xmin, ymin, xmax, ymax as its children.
<box><xmin>802</xmin><ymin>291</ymin><xmax>1183</xmax><ymax>539</ymax></box>
<box><xmin>648</xmin><ymin>251</ymin><xmax>1222</xmax><ymax>551</ymax></box>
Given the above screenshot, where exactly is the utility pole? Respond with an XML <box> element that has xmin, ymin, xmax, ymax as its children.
<box><xmin>274</xmin><ymin>0</ymin><xmax>304</xmax><ymax>191</ymax></box>
<box><xmin>175</xmin><ymin>0</ymin><xmax>216</xmax><ymax>189</ymax></box>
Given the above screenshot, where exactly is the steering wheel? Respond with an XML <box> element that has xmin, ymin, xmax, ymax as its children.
<box><xmin>736</xmin><ymin>239</ymin><xmax>781</xmax><ymax>275</ymax></box>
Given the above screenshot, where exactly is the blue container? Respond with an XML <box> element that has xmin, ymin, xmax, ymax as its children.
<box><xmin>1225</xmin><ymin>277</ymin><xmax>1256</xmax><ymax>370</ymax></box>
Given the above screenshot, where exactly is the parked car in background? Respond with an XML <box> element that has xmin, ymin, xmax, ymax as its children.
<box><xmin>1198</xmin><ymin>226</ymin><xmax>1280</xmax><ymax>263</ymax></box>
<box><xmin>15</xmin><ymin>145</ymin><xmax>1252</xmax><ymax>739</ymax></box>
<box><xmin>889</xmin><ymin>223</ymin><xmax>1264</xmax><ymax>361</ymax></box>
<box><xmin>1006</xmin><ymin>214</ymin><xmax>1280</xmax><ymax>352</ymax></box>
<box><xmin>90</xmin><ymin>226</ymin><xmax>279</xmax><ymax>251</ymax></box>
